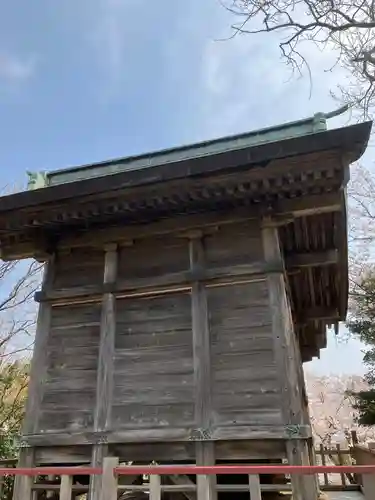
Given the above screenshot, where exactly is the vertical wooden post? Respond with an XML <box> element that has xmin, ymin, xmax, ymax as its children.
<box><xmin>308</xmin><ymin>438</ymin><xmax>320</xmax><ymax>492</ymax></box>
<box><xmin>100</xmin><ymin>457</ymin><xmax>119</xmax><ymax>500</ymax></box>
<box><xmin>261</xmin><ymin>221</ymin><xmax>318</xmax><ymax>500</ymax></box>
<box><xmin>22</xmin><ymin>256</ymin><xmax>55</xmax><ymax>435</ymax></box>
<box><xmin>196</xmin><ymin>442</ymin><xmax>216</xmax><ymax>500</ymax></box>
<box><xmin>320</xmin><ymin>443</ymin><xmax>329</xmax><ymax>487</ymax></box>
<box><xmin>90</xmin><ymin>244</ymin><xmax>118</xmax><ymax>500</ymax></box>
<box><xmin>336</xmin><ymin>443</ymin><xmax>346</xmax><ymax>486</ymax></box>
<box><xmin>14</xmin><ymin>257</ymin><xmax>54</xmax><ymax>500</ymax></box>
<box><xmin>248</xmin><ymin>475</ymin><xmax>262</xmax><ymax>500</ymax></box>
<box><xmin>12</xmin><ymin>448</ymin><xmax>34</xmax><ymax>500</ymax></box>
<box><xmin>351</xmin><ymin>430</ymin><xmax>359</xmax><ymax>445</ymax></box>
<box><xmin>59</xmin><ymin>475</ymin><xmax>73</xmax><ymax>500</ymax></box>
<box><xmin>350</xmin><ymin>431</ymin><xmax>359</xmax><ymax>485</ymax></box>
<box><xmin>362</xmin><ymin>472</ymin><xmax>375</xmax><ymax>500</ymax></box>
<box><xmin>189</xmin><ymin>235</ymin><xmax>216</xmax><ymax>500</ymax></box>
<box><xmin>149</xmin><ymin>474</ymin><xmax>162</xmax><ymax>500</ymax></box>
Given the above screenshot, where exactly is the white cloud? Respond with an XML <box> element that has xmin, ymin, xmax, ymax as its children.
<box><xmin>0</xmin><ymin>52</ymin><xmax>36</xmax><ymax>82</ymax></box>
<box><xmin>86</xmin><ymin>0</ymin><xmax>146</xmax><ymax>98</ymax></box>
<box><xmin>197</xmin><ymin>30</ymin><xmax>350</xmax><ymax>139</ymax></box>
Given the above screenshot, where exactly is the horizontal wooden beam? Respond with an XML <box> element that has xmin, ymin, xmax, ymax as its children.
<box><xmin>20</xmin><ymin>425</ymin><xmax>312</xmax><ymax>447</ymax></box>
<box><xmin>35</xmin><ymin>252</ymin><xmax>341</xmax><ymax>309</ymax></box>
<box><xmin>34</xmin><ymin>261</ymin><xmax>277</xmax><ymax>304</ymax></box>
<box><xmin>285</xmin><ymin>249</ymin><xmax>338</xmax><ymax>269</ymax></box>
<box><xmin>297</xmin><ymin>306</ymin><xmax>339</xmax><ymax>324</ymax></box>
<box><xmin>275</xmin><ymin>192</ymin><xmax>342</xmax><ymax>218</ymax></box>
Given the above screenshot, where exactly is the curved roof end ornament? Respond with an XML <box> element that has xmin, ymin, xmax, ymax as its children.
<box><xmin>26</xmin><ymin>171</ymin><xmax>47</xmax><ymax>191</ymax></box>
<box><xmin>313</xmin><ymin>104</ymin><xmax>350</xmax><ymax>132</ymax></box>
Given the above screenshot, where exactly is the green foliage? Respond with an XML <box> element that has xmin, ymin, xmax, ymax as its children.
<box><xmin>0</xmin><ymin>360</ymin><xmax>28</xmax><ymax>500</ymax></box>
<box><xmin>350</xmin><ymin>390</ymin><xmax>375</xmax><ymax>426</ymax></box>
<box><xmin>0</xmin><ymin>360</ymin><xmax>29</xmax><ymax>439</ymax></box>
<box><xmin>347</xmin><ymin>272</ymin><xmax>375</xmax><ymax>425</ymax></box>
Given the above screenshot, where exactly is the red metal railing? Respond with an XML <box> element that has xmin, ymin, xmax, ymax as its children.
<box><xmin>2</xmin><ymin>462</ymin><xmax>375</xmax><ymax>499</ymax></box>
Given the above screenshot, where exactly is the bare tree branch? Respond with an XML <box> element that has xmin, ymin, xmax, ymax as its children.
<box><xmin>0</xmin><ymin>249</ymin><xmax>42</xmax><ymax>462</ymax></box>
<box><xmin>224</xmin><ymin>0</ymin><xmax>375</xmax><ymax>115</ymax></box>
<box><xmin>306</xmin><ymin>372</ymin><xmax>375</xmax><ymax>445</ymax></box>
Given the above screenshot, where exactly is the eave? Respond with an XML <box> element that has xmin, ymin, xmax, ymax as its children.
<box><xmin>0</xmin><ymin>121</ymin><xmax>371</xmax><ymax>217</ymax></box>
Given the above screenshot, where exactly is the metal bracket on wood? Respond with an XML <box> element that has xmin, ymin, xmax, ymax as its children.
<box><xmin>12</xmin><ymin>435</ymin><xmax>30</xmax><ymax>449</ymax></box>
<box><xmin>285</xmin><ymin>424</ymin><xmax>303</xmax><ymax>438</ymax></box>
<box><xmin>94</xmin><ymin>433</ymin><xmax>109</xmax><ymax>445</ymax></box>
<box><xmin>189</xmin><ymin>428</ymin><xmax>212</xmax><ymax>441</ymax></box>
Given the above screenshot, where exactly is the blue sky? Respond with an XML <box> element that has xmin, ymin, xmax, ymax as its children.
<box><xmin>0</xmin><ymin>0</ymin><xmax>370</xmax><ymax>374</ymax></box>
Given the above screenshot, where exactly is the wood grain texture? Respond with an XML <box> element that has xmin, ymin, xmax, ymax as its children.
<box><xmin>100</xmin><ymin>457</ymin><xmax>119</xmax><ymax>500</ymax></box>
<box><xmin>286</xmin><ymin>440</ymin><xmax>318</xmax><ymax>500</ymax></box>
<box><xmin>196</xmin><ymin>442</ymin><xmax>216</xmax><ymax>500</ymax></box>
<box><xmin>205</xmin><ymin>220</ymin><xmax>263</xmax><ymax>268</ymax></box>
<box><xmin>53</xmin><ymin>248</ymin><xmax>104</xmax><ymax>288</ymax></box>
<box><xmin>208</xmin><ymin>282</ymin><xmax>282</xmax><ymax>427</ymax></box>
<box><xmin>249</xmin><ymin>475</ymin><xmax>262</xmax><ymax>500</ymax></box>
<box><xmin>111</xmin><ymin>440</ymin><xmax>285</xmax><ymax>461</ymax></box>
<box><xmin>60</xmin><ymin>475</ymin><xmax>73</xmax><ymax>500</ymax></box>
<box><xmin>118</xmin><ymin>235</ymin><xmax>189</xmax><ymax>280</ymax></box>
<box><xmin>262</xmin><ymin>222</ymin><xmax>317</xmax><ymax>500</ymax></box>
<box><xmin>94</xmin><ymin>246</ymin><xmax>117</xmax><ymax>432</ymax></box>
<box><xmin>12</xmin><ymin>448</ymin><xmax>34</xmax><ymax>500</ymax></box>
<box><xmin>9</xmin><ymin>193</ymin><xmax>340</xmax><ymax>259</ymax></box>
<box><xmin>89</xmin><ymin>443</ymin><xmax>108</xmax><ymax>500</ymax></box>
<box><xmin>90</xmin><ymin>245</ymin><xmax>117</xmax><ymax>500</ymax></box>
<box><xmin>261</xmin><ymin>223</ymin><xmax>303</xmax><ymax>427</ymax></box>
<box><xmin>23</xmin><ymin>257</ymin><xmax>54</xmax><ymax>435</ymax></box>
<box><xmin>190</xmin><ymin>237</ymin><xmax>212</xmax><ymax>430</ymax></box>
<box><xmin>113</xmin><ymin>292</ymin><xmax>194</xmax><ymax>428</ymax></box>
<box><xmin>38</xmin><ymin>302</ymin><xmax>101</xmax><ymax>432</ymax></box>
<box><xmin>36</xmin><ymin>260</ymin><xmax>282</xmax><ymax>304</ymax></box>
<box><xmin>35</xmin><ymin>446</ymin><xmax>92</xmax><ymax>465</ymax></box>
<box><xmin>190</xmin><ymin>237</ymin><xmax>216</xmax><ymax>499</ymax></box>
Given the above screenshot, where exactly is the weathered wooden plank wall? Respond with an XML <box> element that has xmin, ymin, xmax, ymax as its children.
<box><xmin>209</xmin><ymin>281</ymin><xmax>282</xmax><ymax>427</ymax></box>
<box><xmin>39</xmin><ymin>302</ymin><xmax>102</xmax><ymax>431</ymax></box>
<box><xmin>27</xmin><ymin>216</ymin><xmax>309</xmax><ymax>457</ymax></box>
<box><xmin>118</xmin><ymin>234</ymin><xmax>189</xmax><ymax>279</ymax></box>
<box><xmin>204</xmin><ymin>220</ymin><xmax>264</xmax><ymax>267</ymax></box>
<box><xmin>53</xmin><ymin>248</ymin><xmax>104</xmax><ymax>288</ymax></box>
<box><xmin>113</xmin><ymin>292</ymin><xmax>194</xmax><ymax>428</ymax></box>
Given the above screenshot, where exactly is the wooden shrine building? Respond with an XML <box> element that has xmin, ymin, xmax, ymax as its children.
<box><xmin>0</xmin><ymin>113</ymin><xmax>371</xmax><ymax>499</ymax></box>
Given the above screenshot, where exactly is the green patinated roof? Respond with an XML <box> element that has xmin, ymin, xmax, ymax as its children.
<box><xmin>26</xmin><ymin>107</ymin><xmax>348</xmax><ymax>191</ymax></box>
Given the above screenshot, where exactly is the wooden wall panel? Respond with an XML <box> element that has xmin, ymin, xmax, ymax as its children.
<box><xmin>208</xmin><ymin>281</ymin><xmax>283</xmax><ymax>427</ymax></box>
<box><xmin>118</xmin><ymin>236</ymin><xmax>189</xmax><ymax>280</ymax></box>
<box><xmin>113</xmin><ymin>292</ymin><xmax>194</xmax><ymax>428</ymax></box>
<box><xmin>37</xmin><ymin>303</ymin><xmax>101</xmax><ymax>432</ymax></box>
<box><xmin>205</xmin><ymin>220</ymin><xmax>263</xmax><ymax>268</ymax></box>
<box><xmin>53</xmin><ymin>248</ymin><xmax>104</xmax><ymax>288</ymax></box>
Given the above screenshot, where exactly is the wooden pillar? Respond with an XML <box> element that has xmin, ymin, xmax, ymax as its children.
<box><xmin>12</xmin><ymin>448</ymin><xmax>34</xmax><ymax>500</ymax></box>
<box><xmin>89</xmin><ymin>244</ymin><xmax>117</xmax><ymax>500</ymax></box>
<box><xmin>189</xmin><ymin>235</ymin><xmax>216</xmax><ymax>500</ymax></box>
<box><xmin>100</xmin><ymin>457</ymin><xmax>119</xmax><ymax>500</ymax></box>
<box><xmin>14</xmin><ymin>257</ymin><xmax>55</xmax><ymax>500</ymax></box>
<box><xmin>22</xmin><ymin>257</ymin><xmax>55</xmax><ymax>435</ymax></box>
<box><xmin>362</xmin><ymin>472</ymin><xmax>375</xmax><ymax>500</ymax></box>
<box><xmin>261</xmin><ymin>221</ymin><xmax>318</xmax><ymax>500</ymax></box>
